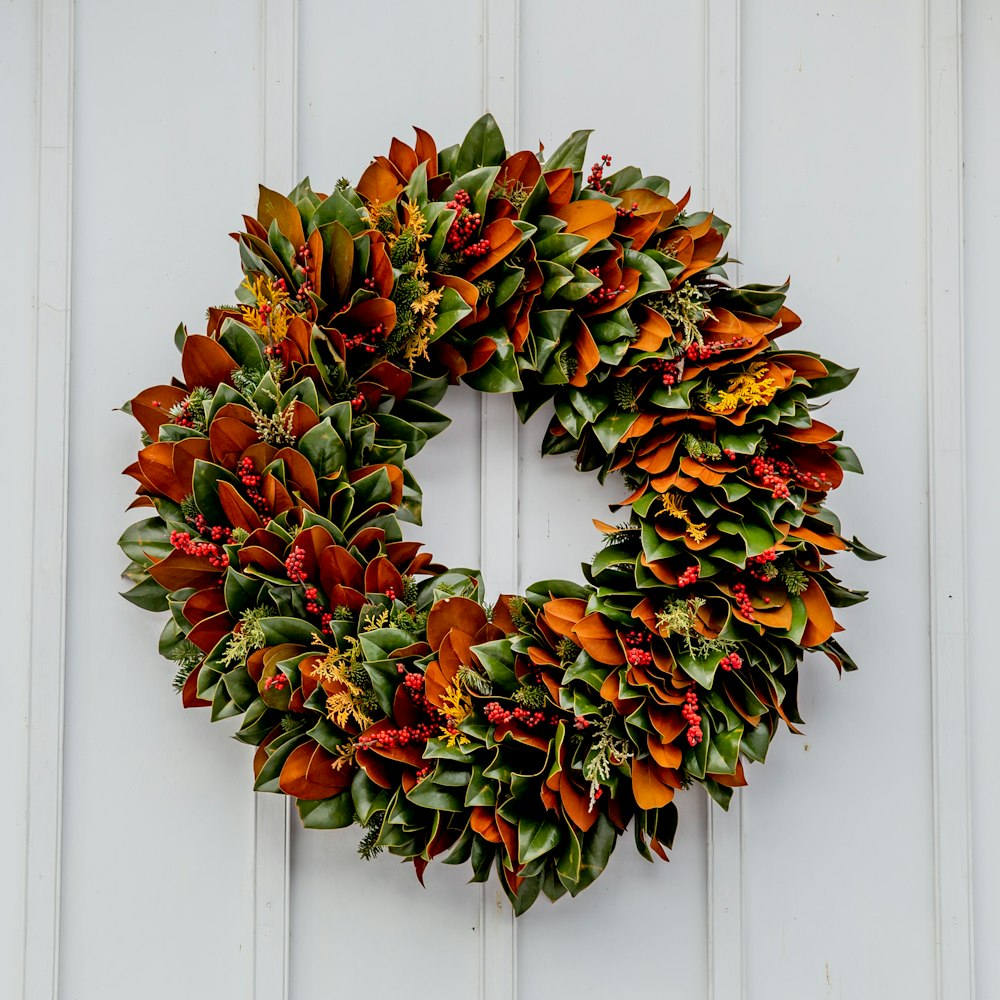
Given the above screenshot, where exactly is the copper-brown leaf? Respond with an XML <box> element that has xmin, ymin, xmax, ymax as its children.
<box><xmin>257</xmin><ymin>184</ymin><xmax>305</xmax><ymax>249</ymax></box>
<box><xmin>356</xmin><ymin>158</ymin><xmax>404</xmax><ymax>205</ymax></box>
<box><xmin>800</xmin><ymin>578</ymin><xmax>837</xmax><ymax>647</ymax></box>
<box><xmin>573</xmin><ymin>612</ymin><xmax>626</xmax><ymax>666</ymax></box>
<box><xmin>279</xmin><ymin>741</ymin><xmax>352</xmax><ymax>800</ymax></box>
<box><xmin>426</xmin><ymin>596</ymin><xmax>487</xmax><ymax>649</ymax></box>
<box><xmin>631</xmin><ymin>756</ymin><xmax>676</xmax><ymax>810</ymax></box>
<box><xmin>181</xmin><ymin>335</ymin><xmax>237</xmax><ymax>392</ymax></box>
<box><xmin>555</xmin><ymin>199</ymin><xmax>617</xmax><ymax>253</ymax></box>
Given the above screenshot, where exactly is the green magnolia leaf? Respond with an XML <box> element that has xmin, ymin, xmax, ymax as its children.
<box><xmin>455</xmin><ymin>113</ymin><xmax>506</xmax><ymax>175</ymax></box>
<box><xmin>543</xmin><ymin>129</ymin><xmax>592</xmax><ymax>172</ymax></box>
<box><xmin>405</xmin><ymin>778</ymin><xmax>466</xmax><ymax>812</ymax></box>
<box><xmin>518</xmin><ymin>815</ymin><xmax>563</xmax><ymax>864</ymax></box>
<box><xmin>118</xmin><ymin>517</ymin><xmax>173</xmax><ymax>565</ymax></box>
<box><xmin>259</xmin><ymin>617</ymin><xmax>318</xmax><ymax>646</ymax></box>
<box><xmin>224</xmin><ymin>568</ymin><xmax>262</xmax><ymax>616</ymax></box>
<box><xmin>298</xmin><ymin>794</ymin><xmax>355</xmax><ymax>829</ymax></box>
<box><xmin>570</xmin><ymin>813</ymin><xmax>616</xmax><ymax>895</ymax></box>
<box><xmin>706</xmin><ymin>726</ymin><xmax>742</xmax><ymax>775</ymax></box>
<box><xmin>430</xmin><ymin>286</ymin><xmax>472</xmax><ymax>342</ymax></box>
<box><xmin>471</xmin><ymin>639</ymin><xmax>517</xmax><ymax>688</ymax></box>
<box><xmin>121</xmin><ymin>575</ymin><xmax>169</xmax><ymax>612</ymax></box>
<box><xmin>309</xmin><ymin>190</ymin><xmax>366</xmax><ymax>235</ymax></box>
<box><xmin>462</xmin><ymin>334</ymin><xmax>523</xmax><ymax>393</ymax></box>
<box><xmin>192</xmin><ymin>460</ymin><xmax>243</xmax><ymax>526</ymax></box>
<box><xmin>298</xmin><ymin>420</ymin><xmax>347</xmax><ymax>478</ymax></box>
<box><xmin>849</xmin><ymin>536</ymin><xmax>885</xmax><ymax>561</ymax></box>
<box><xmin>591</xmin><ymin>411</ymin><xmax>637</xmax><ymax>452</ymax></box>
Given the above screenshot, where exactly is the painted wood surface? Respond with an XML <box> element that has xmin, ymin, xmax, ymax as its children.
<box><xmin>3</xmin><ymin>1</ymin><xmax>993</xmax><ymax>997</ymax></box>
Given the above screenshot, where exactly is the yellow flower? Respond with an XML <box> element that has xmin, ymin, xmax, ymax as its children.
<box><xmin>660</xmin><ymin>491</ymin><xmax>708</xmax><ymax>543</ymax></box>
<box><xmin>312</xmin><ymin>638</ymin><xmax>373</xmax><ymax>730</ymax></box>
<box><xmin>401</xmin><ymin>201</ymin><xmax>430</xmax><ymax>243</ymax></box>
<box><xmin>240</xmin><ymin>274</ymin><xmax>292</xmax><ymax>345</ymax></box>
<box><xmin>439</xmin><ymin>681</ymin><xmax>472</xmax><ymax>747</ymax></box>
<box><xmin>705</xmin><ymin>361</ymin><xmax>777</xmax><ymax>413</ymax></box>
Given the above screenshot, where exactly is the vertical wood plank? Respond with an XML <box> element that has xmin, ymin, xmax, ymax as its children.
<box><xmin>704</xmin><ymin>4</ymin><xmax>745</xmax><ymax>999</ymax></box>
<box><xmin>481</xmin><ymin>2</ymin><xmax>519</xmax><ymax>998</ymax></box>
<box><xmin>925</xmin><ymin>0</ymin><xmax>974</xmax><ymax>996</ymax></box>
<box><xmin>22</xmin><ymin>1</ymin><xmax>73</xmax><ymax>997</ymax></box>
<box><xmin>962</xmin><ymin>3</ymin><xmax>1000</xmax><ymax>994</ymax></box>
<box><xmin>256</xmin><ymin>2</ymin><xmax>297</xmax><ymax>998</ymax></box>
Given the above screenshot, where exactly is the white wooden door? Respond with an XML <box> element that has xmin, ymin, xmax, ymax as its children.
<box><xmin>4</xmin><ymin>1</ymin><xmax>997</xmax><ymax>998</ymax></box>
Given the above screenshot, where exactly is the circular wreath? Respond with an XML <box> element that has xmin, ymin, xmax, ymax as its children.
<box><xmin>119</xmin><ymin>115</ymin><xmax>877</xmax><ymax>912</ymax></box>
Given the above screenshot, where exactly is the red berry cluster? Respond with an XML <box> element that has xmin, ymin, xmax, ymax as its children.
<box><xmin>587</xmin><ymin>153</ymin><xmax>613</xmax><ymax>191</ymax></box>
<box><xmin>574</xmin><ymin>715</ymin><xmax>591</xmax><ymax>730</ymax></box>
<box><xmin>746</xmin><ymin>548</ymin><xmax>778</xmax><ymax>581</ymax></box>
<box><xmin>626</xmin><ymin>647</ymin><xmax>652</xmax><ymax>666</ymax></box>
<box><xmin>282</xmin><ymin>548</ymin><xmax>332</xmax><ymax>633</ymax></box>
<box><xmin>349</xmin><ymin>392</ymin><xmax>365</xmax><ymax>412</ymax></box>
<box><xmin>723</xmin><ymin>448</ymin><xmax>736</xmax><ymax>460</ymax></box>
<box><xmin>446</xmin><ymin>189</ymin><xmax>491</xmax><ymax>259</ymax></box>
<box><xmin>462</xmin><ymin>238</ymin><xmax>491</xmax><ymax>260</ymax></box>
<box><xmin>399</xmin><ymin>669</ymin><xmax>434</xmax><ymax>715</ymax></box>
<box><xmin>294</xmin><ymin>244</ymin><xmax>313</xmax><ymax>302</ymax></box>
<box><xmin>484</xmin><ymin>702</ymin><xmax>549</xmax><ymax>728</ymax></box>
<box><xmin>682</xmin><ymin>688</ymin><xmax>703</xmax><ymax>746</ymax></box>
<box><xmin>285</xmin><ymin>546</ymin><xmax>307</xmax><ymax>583</ymax></box>
<box><xmin>446</xmin><ymin>187</ymin><xmax>471</xmax><ymax>216</ymax></box>
<box><xmin>238</xmin><ymin>457</ymin><xmax>272</xmax><ymax>521</ymax></box>
<box><xmin>684</xmin><ymin>335</ymin><xmax>752</xmax><ymax>362</ymax></box>
<box><xmin>585</xmin><ymin>266</ymin><xmax>626</xmax><ymax>306</ymax></box>
<box><xmin>263</xmin><ymin>673</ymin><xmax>288</xmax><ymax>691</ymax></box>
<box><xmin>677</xmin><ymin>564</ymin><xmax>700</xmax><ymax>587</ymax></box>
<box><xmin>415</xmin><ymin>766</ymin><xmax>431</xmax><ymax>780</ymax></box>
<box><xmin>170</xmin><ymin>529</ymin><xmax>230</xmax><ymax>568</ymax></box>
<box><xmin>719</xmin><ymin>652</ymin><xmax>743</xmax><ymax>672</ymax></box>
<box><xmin>794</xmin><ymin>467</ymin><xmax>832</xmax><ymax>491</ymax></box>
<box><xmin>343</xmin><ymin>322</ymin><xmax>385</xmax><ymax>354</ymax></box>
<box><xmin>650</xmin><ymin>356</ymin><xmax>684</xmax><ymax>386</ymax></box>
<box><xmin>189</xmin><ymin>514</ymin><xmax>233</xmax><ymax>543</ymax></box>
<box><xmin>171</xmin><ymin>398</ymin><xmax>197</xmax><ymax>428</ymax></box>
<box><xmin>622</xmin><ymin>629</ymin><xmax>652</xmax><ymax>667</ymax></box>
<box><xmin>732</xmin><ymin>581</ymin><xmax>755</xmax><ymax>621</ymax></box>
<box><xmin>303</xmin><ymin>586</ymin><xmax>323</xmax><ymax>617</ymax></box>
<box><xmin>616</xmin><ymin>200</ymin><xmax>639</xmax><ymax>219</ymax></box>
<box><xmin>750</xmin><ymin>454</ymin><xmax>792</xmax><ymax>499</ymax></box>
<box><xmin>384</xmin><ymin>587</ymin><xmax>398</xmax><ymax>601</ymax></box>
<box><xmin>357</xmin><ymin>722</ymin><xmax>439</xmax><ymax>750</ymax></box>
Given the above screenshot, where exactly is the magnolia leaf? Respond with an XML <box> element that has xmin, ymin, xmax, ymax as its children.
<box><xmin>543</xmin><ymin>129</ymin><xmax>592</xmax><ymax>172</ymax></box>
<box><xmin>455</xmin><ymin>113</ymin><xmax>506</xmax><ymax>175</ymax></box>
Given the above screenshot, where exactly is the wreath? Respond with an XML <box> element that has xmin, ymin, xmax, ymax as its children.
<box><xmin>119</xmin><ymin>114</ymin><xmax>878</xmax><ymax>912</ymax></box>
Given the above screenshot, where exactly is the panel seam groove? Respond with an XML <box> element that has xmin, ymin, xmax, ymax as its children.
<box><xmin>924</xmin><ymin>0</ymin><xmax>974</xmax><ymax>997</ymax></box>
<box><xmin>22</xmin><ymin>1</ymin><xmax>75</xmax><ymax>997</ymax></box>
